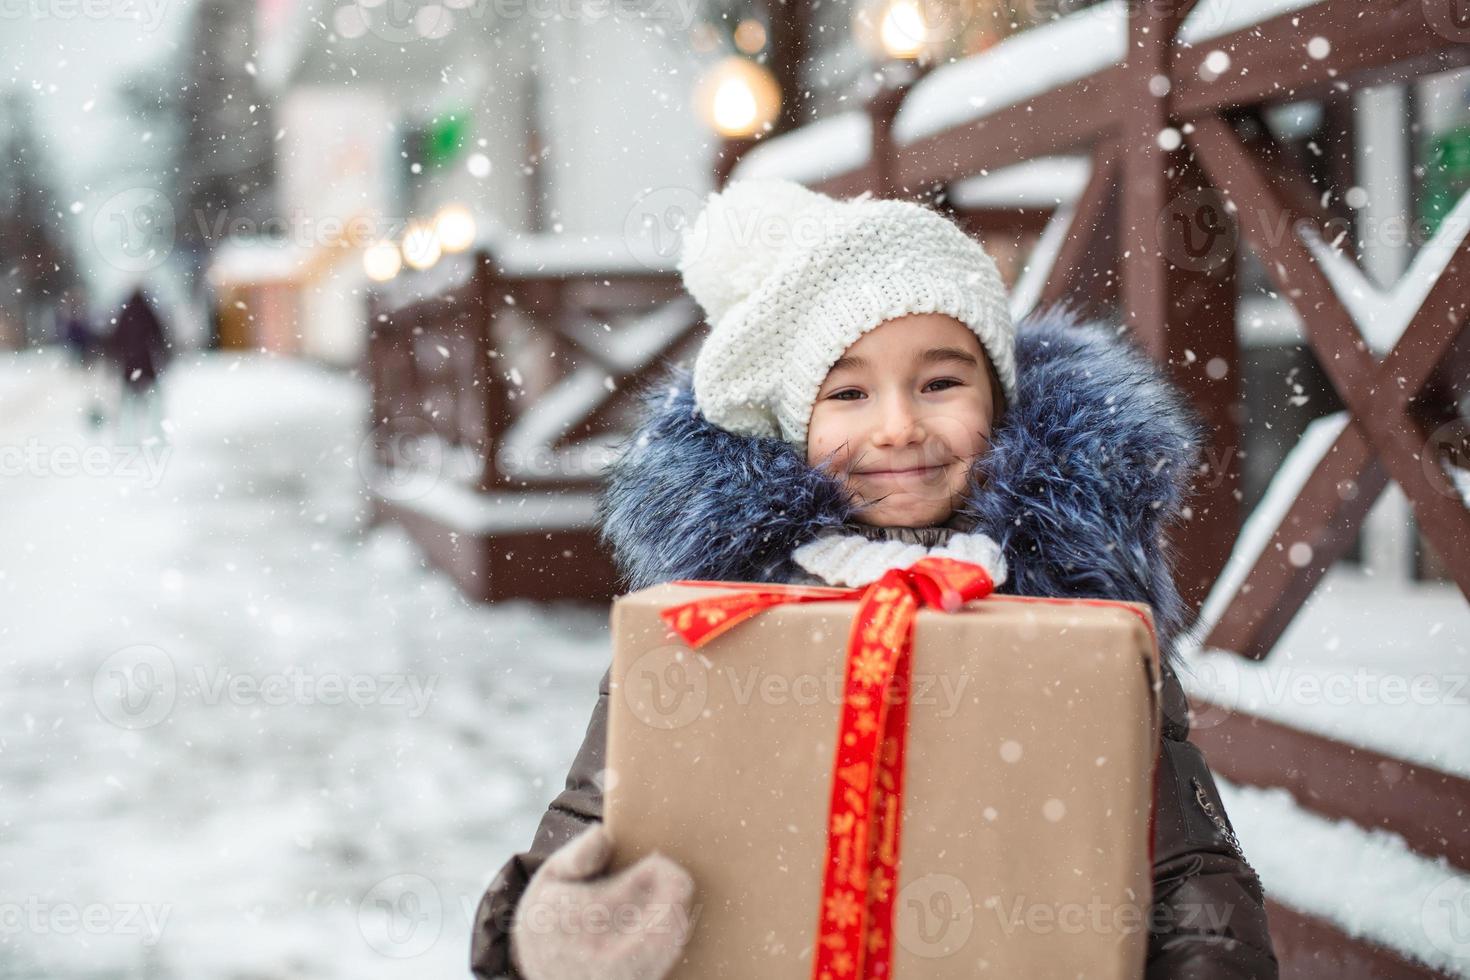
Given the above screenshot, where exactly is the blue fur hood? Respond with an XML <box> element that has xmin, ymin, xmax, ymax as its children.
<box><xmin>597</xmin><ymin>307</ymin><xmax>1206</xmax><ymax>664</ymax></box>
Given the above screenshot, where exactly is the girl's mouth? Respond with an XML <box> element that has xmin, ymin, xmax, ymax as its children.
<box><xmin>857</xmin><ymin>463</ymin><xmax>947</xmax><ymax>479</ymax></box>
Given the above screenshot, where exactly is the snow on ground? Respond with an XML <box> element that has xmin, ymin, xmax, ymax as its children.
<box><xmin>1181</xmin><ymin>566</ymin><xmax>1470</xmax><ymax>778</ymax></box>
<box><xmin>0</xmin><ymin>351</ymin><xmax>611</xmax><ymax>978</ymax></box>
<box><xmin>1219</xmin><ymin>776</ymin><xmax>1470</xmax><ymax>975</ymax></box>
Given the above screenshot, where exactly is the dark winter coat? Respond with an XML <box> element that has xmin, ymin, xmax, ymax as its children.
<box><xmin>108</xmin><ymin>288</ymin><xmax>170</xmax><ymax>392</ymax></box>
<box><xmin>470</xmin><ymin>307</ymin><xmax>1279</xmax><ymax>979</ymax></box>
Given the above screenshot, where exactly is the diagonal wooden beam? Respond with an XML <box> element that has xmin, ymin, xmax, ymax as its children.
<box><xmin>573</xmin><ymin>313</ymin><xmax>706</xmax><ymax>440</ymax></box>
<box><xmin>1374</xmin><ymin>238</ymin><xmax>1470</xmax><ymax>405</ymax></box>
<box><xmin>1191</xmin><ymin>114</ymin><xmax>1470</xmax><ymax>633</ymax></box>
<box><xmin>1037</xmin><ymin>138</ymin><xmax>1121</xmax><ymax>313</ymax></box>
<box><xmin>894</xmin><ymin>67</ymin><xmax>1127</xmax><ymax>191</ymax></box>
<box><xmin>1226</xmin><ymin>135</ymin><xmax>1470</xmax><ymax>596</ymax></box>
<box><xmin>1206</xmin><ymin>421</ymin><xmax>1392</xmax><ymax>659</ymax></box>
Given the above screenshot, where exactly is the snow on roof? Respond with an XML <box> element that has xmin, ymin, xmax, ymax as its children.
<box><xmin>729</xmin><ymin>111</ymin><xmax>873</xmax><ymax>184</ymax></box>
<box><xmin>1220</xmin><ymin>776</ymin><xmax>1470</xmax><ymax>973</ymax></box>
<box><xmin>1177</xmin><ymin>0</ymin><xmax>1327</xmax><ymax>45</ymax></box>
<box><xmin>381</xmin><ymin>228</ymin><xmax>681</xmax><ymax>311</ymax></box>
<box><xmin>374</xmin><ymin>476</ymin><xmax>603</xmax><ymax>534</ymax></box>
<box><xmin>895</xmin><ymin>0</ymin><xmax>1333</xmax><ymax>147</ymax></box>
<box><xmin>947</xmin><ymin>155</ymin><xmax>1090</xmax><ymax>209</ymax></box>
<box><xmin>207</xmin><ymin>238</ymin><xmax>311</xmax><ymax>287</ymax></box>
<box><xmin>484</xmin><ymin>229</ymin><xmax>679</xmax><ymax>277</ymax></box>
<box><xmin>892</xmin><ymin>0</ymin><xmax>1128</xmax><ymax>147</ymax></box>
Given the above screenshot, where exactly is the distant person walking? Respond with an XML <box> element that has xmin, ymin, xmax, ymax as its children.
<box><xmin>55</xmin><ymin>286</ymin><xmax>108</xmax><ymax>429</ymax></box>
<box><xmin>57</xmin><ymin>286</ymin><xmax>96</xmax><ymax>365</ymax></box>
<box><xmin>107</xmin><ymin>286</ymin><xmax>171</xmax><ymax>443</ymax></box>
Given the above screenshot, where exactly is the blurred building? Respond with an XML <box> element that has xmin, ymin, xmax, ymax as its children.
<box><xmin>0</xmin><ymin>91</ymin><xmax>78</xmax><ymax>348</ymax></box>
<box><xmin>223</xmin><ymin>0</ymin><xmax>712</xmax><ymax>366</ymax></box>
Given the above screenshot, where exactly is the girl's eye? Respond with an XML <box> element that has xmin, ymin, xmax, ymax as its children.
<box><xmin>829</xmin><ymin>379</ymin><xmax>960</xmax><ymax>400</ymax></box>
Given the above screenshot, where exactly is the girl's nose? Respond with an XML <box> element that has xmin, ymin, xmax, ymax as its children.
<box><xmin>871</xmin><ymin>397</ymin><xmax>925</xmax><ymax>448</ymax></box>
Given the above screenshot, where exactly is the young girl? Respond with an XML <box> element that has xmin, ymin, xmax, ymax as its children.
<box><xmin>471</xmin><ymin>179</ymin><xmax>1278</xmax><ymax>980</ymax></box>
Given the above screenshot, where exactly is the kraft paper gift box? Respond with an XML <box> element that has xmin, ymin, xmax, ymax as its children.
<box><xmin>604</xmin><ymin>570</ymin><xmax>1162</xmax><ymax>980</ymax></box>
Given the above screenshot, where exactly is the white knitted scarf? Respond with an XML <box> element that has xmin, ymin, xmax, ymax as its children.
<box><xmin>792</xmin><ymin>525</ymin><xmax>1009</xmax><ymax>589</ymax></box>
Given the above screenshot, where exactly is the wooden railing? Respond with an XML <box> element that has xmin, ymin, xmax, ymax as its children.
<box><xmin>363</xmin><ymin>245</ymin><xmax>702</xmax><ymax>600</ymax></box>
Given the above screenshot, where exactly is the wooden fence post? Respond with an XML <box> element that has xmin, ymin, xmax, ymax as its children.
<box><xmin>1120</xmin><ymin>0</ymin><xmax>1241</xmax><ymax>617</ymax></box>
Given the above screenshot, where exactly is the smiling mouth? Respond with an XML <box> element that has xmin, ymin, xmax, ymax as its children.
<box><xmin>856</xmin><ymin>464</ymin><xmax>948</xmax><ymax>478</ymax></box>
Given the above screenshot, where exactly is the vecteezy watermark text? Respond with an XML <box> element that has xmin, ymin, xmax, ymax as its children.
<box><xmin>93</xmin><ymin>645</ymin><xmax>440</xmax><ymax>729</ymax></box>
<box><xmin>0</xmin><ymin>898</ymin><xmax>172</xmax><ymax>946</ymax></box>
<box><xmin>0</xmin><ymin>440</ymin><xmax>170</xmax><ymax>487</ymax></box>
<box><xmin>0</xmin><ymin>0</ymin><xmax>169</xmax><ymax>30</ymax></box>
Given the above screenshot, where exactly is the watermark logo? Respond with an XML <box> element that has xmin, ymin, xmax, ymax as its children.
<box><xmin>896</xmin><ymin>872</ymin><xmax>974</xmax><ymax>958</ymax></box>
<box><xmin>359</xmin><ymin>873</ymin><xmax>443</xmax><ymax>958</ymax></box>
<box><xmin>357</xmin><ymin>416</ymin><xmax>447</xmax><ymax>503</ymax></box>
<box><xmin>623</xmin><ymin>645</ymin><xmax>710</xmax><ymax>730</ymax></box>
<box><xmin>1158</xmin><ymin>187</ymin><xmax>1236</xmax><ymax>274</ymax></box>
<box><xmin>515</xmin><ymin>891</ymin><xmax>703</xmax><ymax>943</ymax></box>
<box><xmin>625</xmin><ymin>184</ymin><xmax>882</xmax><ymax>274</ymax></box>
<box><xmin>1178</xmin><ymin>654</ymin><xmax>1243</xmax><ymax>732</ymax></box>
<box><xmin>1181</xmin><ymin>654</ymin><xmax>1468</xmax><ymax>731</ymax></box>
<box><xmin>990</xmin><ymin>894</ymin><xmax>1223</xmax><ymax>936</ymax></box>
<box><xmin>621</xmin><ymin>644</ymin><xmax>975</xmax><ymax>731</ymax></box>
<box><xmin>92</xmin><ymin>646</ymin><xmax>440</xmax><ymax>728</ymax></box>
<box><xmin>356</xmin><ymin>0</ymin><xmax>455</xmax><ymax>42</ymax></box>
<box><xmin>93</xmin><ymin>644</ymin><xmax>177</xmax><ymax>730</ymax></box>
<box><xmin>92</xmin><ymin>187</ymin><xmax>175</xmax><ymax>274</ymax></box>
<box><xmin>623</xmin><ymin>186</ymin><xmax>704</xmax><ymax>272</ymax></box>
<box><xmin>1422</xmin><ymin>875</ymin><xmax>1470</xmax><ymax>959</ymax></box>
<box><xmin>1422</xmin><ymin>421</ymin><xmax>1470</xmax><ymax>502</ymax></box>
<box><xmin>337</xmin><ymin>0</ymin><xmax>701</xmax><ymax>43</ymax></box>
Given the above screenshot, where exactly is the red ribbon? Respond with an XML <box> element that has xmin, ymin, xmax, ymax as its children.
<box><xmin>661</xmin><ymin>556</ymin><xmax>997</xmax><ymax>980</ymax></box>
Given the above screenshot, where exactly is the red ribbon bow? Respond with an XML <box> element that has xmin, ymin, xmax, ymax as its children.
<box><xmin>660</xmin><ymin>556</ymin><xmax>997</xmax><ymax>980</ymax></box>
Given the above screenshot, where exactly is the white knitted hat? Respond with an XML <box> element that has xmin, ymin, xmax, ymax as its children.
<box><xmin>678</xmin><ymin>177</ymin><xmax>1017</xmax><ymax>450</ymax></box>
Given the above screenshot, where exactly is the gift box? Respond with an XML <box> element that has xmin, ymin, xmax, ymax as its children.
<box><xmin>604</xmin><ymin>560</ymin><xmax>1162</xmax><ymax>980</ymax></box>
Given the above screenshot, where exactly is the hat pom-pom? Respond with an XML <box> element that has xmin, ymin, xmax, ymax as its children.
<box><xmin>678</xmin><ymin>177</ymin><xmax>830</xmax><ymax>326</ymax></box>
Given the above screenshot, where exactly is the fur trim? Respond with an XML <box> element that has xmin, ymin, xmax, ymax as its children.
<box><xmin>596</xmin><ymin>306</ymin><xmax>1205</xmax><ymax>664</ymax></box>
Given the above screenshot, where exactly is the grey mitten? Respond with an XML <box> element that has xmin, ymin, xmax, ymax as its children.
<box><xmin>511</xmin><ymin>823</ymin><xmax>696</xmax><ymax>980</ymax></box>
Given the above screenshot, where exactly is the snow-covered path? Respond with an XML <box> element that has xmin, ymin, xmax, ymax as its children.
<box><xmin>0</xmin><ymin>351</ymin><xmax>610</xmax><ymax>978</ymax></box>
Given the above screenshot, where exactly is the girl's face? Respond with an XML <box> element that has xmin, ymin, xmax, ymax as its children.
<box><xmin>806</xmin><ymin>313</ymin><xmax>1000</xmax><ymax>528</ymax></box>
